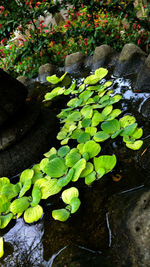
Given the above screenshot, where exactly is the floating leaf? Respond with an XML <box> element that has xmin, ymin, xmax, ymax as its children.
<box><xmin>92</xmin><ymin>111</ymin><xmax>104</xmax><ymax>126</ymax></box>
<box><xmin>87</xmin><ymin>85</ymin><xmax>104</xmax><ymax>91</ymax></box>
<box><xmin>0</xmin><ymin>196</ymin><xmax>10</xmax><ymax>213</ymax></box>
<box><xmin>94</xmin><ymin>155</ymin><xmax>117</xmax><ymax>178</ymax></box>
<box><xmin>46</xmin><ymin>72</ymin><xmax>67</xmax><ymax>84</ymax></box>
<box><xmin>57</xmin><ymin>131</ymin><xmax>67</xmax><ymax>140</ymax></box>
<box><xmin>81</xmin><ymin>105</ymin><xmax>93</xmax><ymax>118</ymax></box>
<box><xmin>111</xmin><ymin>129</ymin><xmax>123</xmax><ymax>139</ymax></box>
<box><xmin>77</xmin><ymin>132</ymin><xmax>91</xmax><ymax>143</ymax></box>
<box><xmin>93</xmin><ymin>131</ymin><xmax>110</xmax><ymax>142</ymax></box>
<box><xmin>120</xmin><ymin>123</ymin><xmax>137</xmax><ymax>137</ymax></box>
<box><xmin>119</xmin><ymin>115</ymin><xmax>136</xmax><ymax>128</ymax></box>
<box><xmin>57</xmin><ymin>107</ymin><xmax>73</xmax><ymax>119</ymax></box>
<box><xmin>81</xmin><ymin>118</ymin><xmax>92</xmax><ymax>128</ymax></box>
<box><xmin>10</xmin><ymin>197</ymin><xmax>30</xmax><ymax>215</ymax></box>
<box><xmin>0</xmin><ymin>177</ymin><xmax>10</xmax><ymax>190</ymax></box>
<box><xmin>85</xmin><ymin>171</ymin><xmax>97</xmax><ymax>185</ymax></box>
<box><xmin>126</xmin><ymin>140</ymin><xmax>143</xmax><ymax>150</ymax></box>
<box><xmin>99</xmin><ymin>95</ymin><xmax>109</xmax><ymax>104</ymax></box>
<box><xmin>44</xmin><ymin>147</ymin><xmax>57</xmax><ymax>158</ymax></box>
<box><xmin>44</xmin><ymin>87</ymin><xmax>65</xmax><ymax>101</ymax></box>
<box><xmin>85</xmin><ymin>126</ymin><xmax>97</xmax><ymax>136</ymax></box>
<box><xmin>0</xmin><ymin>237</ymin><xmax>4</xmax><ymax>258</ymax></box>
<box><xmin>70</xmin><ymin>197</ymin><xmax>81</xmax><ymax>214</ymax></box>
<box><xmin>132</xmin><ymin>128</ymin><xmax>143</xmax><ymax>139</ymax></box>
<box><xmin>31</xmin><ymin>186</ymin><xmax>42</xmax><ymax>207</ymax></box>
<box><xmin>102</xmin><ymin>105</ymin><xmax>113</xmax><ymax>117</ymax></box>
<box><xmin>64</xmin><ymin>80</ymin><xmax>76</xmax><ymax>95</ymax></box>
<box><xmin>71</xmin><ymin>129</ymin><xmax>83</xmax><ymax>139</ymax></box>
<box><xmin>61</xmin><ymin>138</ymin><xmax>69</xmax><ymax>145</ymax></box>
<box><xmin>94</xmin><ymin>68</ymin><xmax>108</xmax><ymax>79</ymax></box>
<box><xmin>67</xmin><ymin>98</ymin><xmax>82</xmax><ymax>108</ymax></box>
<box><xmin>72</xmin><ymin>159</ymin><xmax>86</xmax><ymax>182</ymax></box>
<box><xmin>40</xmin><ymin>158</ymin><xmax>49</xmax><ymax>172</ymax></box>
<box><xmin>0</xmin><ymin>213</ymin><xmax>13</xmax><ymax>229</ymax></box>
<box><xmin>106</xmin><ymin>109</ymin><xmax>121</xmax><ymax>121</ymax></box>
<box><xmin>35</xmin><ymin>178</ymin><xmax>62</xmax><ymax>199</ymax></box>
<box><xmin>101</xmin><ymin>119</ymin><xmax>120</xmax><ymax>134</ymax></box>
<box><xmin>24</xmin><ymin>205</ymin><xmax>43</xmax><ymax>224</ymax></box>
<box><xmin>77</xmin><ymin>143</ymin><xmax>84</xmax><ymax>155</ymax></box>
<box><xmin>67</xmin><ymin>111</ymin><xmax>81</xmax><ymax>122</ymax></box>
<box><xmin>52</xmin><ymin>208</ymin><xmax>70</xmax><ymax>222</ymax></box>
<box><xmin>82</xmin><ymin>140</ymin><xmax>101</xmax><ymax>158</ymax></box>
<box><xmin>31</xmin><ymin>164</ymin><xmax>43</xmax><ymax>184</ymax></box>
<box><xmin>80</xmin><ymin>162</ymin><xmax>94</xmax><ymax>177</ymax></box>
<box><xmin>58</xmin><ymin>146</ymin><xmax>70</xmax><ymax>157</ymax></box>
<box><xmin>78</xmin><ymin>84</ymin><xmax>85</xmax><ymax>93</ymax></box>
<box><xmin>1</xmin><ymin>183</ymin><xmax>20</xmax><ymax>200</ymax></box>
<box><xmin>20</xmin><ymin>169</ymin><xmax>34</xmax><ymax>185</ymax></box>
<box><xmin>57</xmin><ymin>168</ymin><xmax>74</xmax><ymax>187</ymax></box>
<box><xmin>84</xmin><ymin>75</ymin><xmax>100</xmax><ymax>85</ymax></box>
<box><xmin>43</xmin><ymin>157</ymin><xmax>67</xmax><ymax>178</ymax></box>
<box><xmin>65</xmin><ymin>149</ymin><xmax>81</xmax><ymax>167</ymax></box>
<box><xmin>62</xmin><ymin>187</ymin><xmax>79</xmax><ymax>204</ymax></box>
<box><xmin>19</xmin><ymin>179</ymin><xmax>32</xmax><ymax>198</ymax></box>
<box><xmin>79</xmin><ymin>91</ymin><xmax>93</xmax><ymax>102</ymax></box>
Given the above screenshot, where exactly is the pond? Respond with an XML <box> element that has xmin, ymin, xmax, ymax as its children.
<box><xmin>0</xmin><ymin>69</ymin><xmax>149</xmax><ymax>267</ymax></box>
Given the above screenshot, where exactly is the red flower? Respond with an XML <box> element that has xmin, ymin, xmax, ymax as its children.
<box><xmin>137</xmin><ymin>24</ymin><xmax>140</xmax><ymax>30</ymax></box>
<box><xmin>1</xmin><ymin>38</ymin><xmax>7</xmax><ymax>45</ymax></box>
<box><xmin>125</xmin><ymin>14</ymin><xmax>128</xmax><ymax>18</ymax></box>
<box><xmin>0</xmin><ymin>6</ymin><xmax>5</xmax><ymax>13</ymax></box>
<box><xmin>133</xmin><ymin>24</ymin><xmax>136</xmax><ymax>29</ymax></box>
<box><xmin>137</xmin><ymin>39</ymin><xmax>141</xmax><ymax>45</ymax></box>
<box><xmin>57</xmin><ymin>52</ymin><xmax>60</xmax><ymax>55</ymax></box>
<box><xmin>35</xmin><ymin>2</ymin><xmax>41</xmax><ymax>8</ymax></box>
<box><xmin>0</xmin><ymin>24</ymin><xmax>2</xmax><ymax>29</ymax></box>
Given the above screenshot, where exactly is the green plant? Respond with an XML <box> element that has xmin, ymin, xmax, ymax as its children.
<box><xmin>0</xmin><ymin>68</ymin><xmax>143</xmax><ymax>258</ymax></box>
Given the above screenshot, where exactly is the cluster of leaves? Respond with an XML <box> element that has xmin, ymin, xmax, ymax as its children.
<box><xmin>0</xmin><ymin>67</ymin><xmax>143</xmax><ymax>258</ymax></box>
<box><xmin>0</xmin><ymin>0</ymin><xmax>149</xmax><ymax>78</ymax></box>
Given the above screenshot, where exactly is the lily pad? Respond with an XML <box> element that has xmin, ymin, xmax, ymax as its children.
<box><xmin>52</xmin><ymin>208</ymin><xmax>70</xmax><ymax>222</ymax></box>
<box><xmin>85</xmin><ymin>126</ymin><xmax>97</xmax><ymax>136</ymax></box>
<box><xmin>94</xmin><ymin>68</ymin><xmax>108</xmax><ymax>79</ymax></box>
<box><xmin>10</xmin><ymin>197</ymin><xmax>30</xmax><ymax>215</ymax></box>
<box><xmin>93</xmin><ymin>131</ymin><xmax>110</xmax><ymax>142</ymax></box>
<box><xmin>43</xmin><ymin>157</ymin><xmax>67</xmax><ymax>178</ymax></box>
<box><xmin>92</xmin><ymin>111</ymin><xmax>104</xmax><ymax>126</ymax></box>
<box><xmin>132</xmin><ymin>128</ymin><xmax>143</xmax><ymax>139</ymax></box>
<box><xmin>46</xmin><ymin>72</ymin><xmax>67</xmax><ymax>84</ymax></box>
<box><xmin>62</xmin><ymin>187</ymin><xmax>79</xmax><ymax>204</ymax></box>
<box><xmin>77</xmin><ymin>132</ymin><xmax>91</xmax><ymax>143</ymax></box>
<box><xmin>81</xmin><ymin>105</ymin><xmax>93</xmax><ymax>118</ymax></box>
<box><xmin>58</xmin><ymin>146</ymin><xmax>70</xmax><ymax>157</ymax></box>
<box><xmin>119</xmin><ymin>115</ymin><xmax>136</xmax><ymax>128</ymax></box>
<box><xmin>84</xmin><ymin>75</ymin><xmax>100</xmax><ymax>85</ymax></box>
<box><xmin>65</xmin><ymin>149</ymin><xmax>81</xmax><ymax>167</ymax></box>
<box><xmin>24</xmin><ymin>205</ymin><xmax>43</xmax><ymax>224</ymax></box>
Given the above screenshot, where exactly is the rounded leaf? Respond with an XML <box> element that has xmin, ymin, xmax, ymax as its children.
<box><xmin>83</xmin><ymin>140</ymin><xmax>101</xmax><ymax>158</ymax></box>
<box><xmin>93</xmin><ymin>131</ymin><xmax>110</xmax><ymax>142</ymax></box>
<box><xmin>24</xmin><ymin>205</ymin><xmax>43</xmax><ymax>224</ymax></box>
<box><xmin>10</xmin><ymin>197</ymin><xmax>30</xmax><ymax>215</ymax></box>
<box><xmin>70</xmin><ymin>197</ymin><xmax>81</xmax><ymax>214</ymax></box>
<box><xmin>80</xmin><ymin>162</ymin><xmax>93</xmax><ymax>177</ymax></box>
<box><xmin>85</xmin><ymin>171</ymin><xmax>96</xmax><ymax>185</ymax></box>
<box><xmin>126</xmin><ymin>140</ymin><xmax>143</xmax><ymax>150</ymax></box>
<box><xmin>101</xmin><ymin>119</ymin><xmax>120</xmax><ymax>134</ymax></box>
<box><xmin>58</xmin><ymin>146</ymin><xmax>70</xmax><ymax>157</ymax></box>
<box><xmin>94</xmin><ymin>155</ymin><xmax>117</xmax><ymax>176</ymax></box>
<box><xmin>62</xmin><ymin>187</ymin><xmax>79</xmax><ymax>204</ymax></box>
<box><xmin>65</xmin><ymin>150</ymin><xmax>81</xmax><ymax>167</ymax></box>
<box><xmin>0</xmin><ymin>213</ymin><xmax>13</xmax><ymax>229</ymax></box>
<box><xmin>20</xmin><ymin>169</ymin><xmax>34</xmax><ymax>185</ymax></box>
<box><xmin>0</xmin><ymin>237</ymin><xmax>4</xmax><ymax>258</ymax></box>
<box><xmin>43</xmin><ymin>157</ymin><xmax>67</xmax><ymax>178</ymax></box>
<box><xmin>52</xmin><ymin>208</ymin><xmax>70</xmax><ymax>222</ymax></box>
<box><xmin>119</xmin><ymin>115</ymin><xmax>136</xmax><ymax>128</ymax></box>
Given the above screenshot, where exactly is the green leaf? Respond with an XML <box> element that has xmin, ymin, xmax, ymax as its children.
<box><xmin>57</xmin><ymin>131</ymin><xmax>67</xmax><ymax>140</ymax></box>
<box><xmin>65</xmin><ymin>149</ymin><xmax>81</xmax><ymax>167</ymax></box>
<box><xmin>93</xmin><ymin>131</ymin><xmax>110</xmax><ymax>142</ymax></box>
<box><xmin>85</xmin><ymin>171</ymin><xmax>96</xmax><ymax>185</ymax></box>
<box><xmin>57</xmin><ymin>168</ymin><xmax>74</xmax><ymax>187</ymax></box>
<box><xmin>94</xmin><ymin>155</ymin><xmax>117</xmax><ymax>178</ymax></box>
<box><xmin>0</xmin><ymin>213</ymin><xmax>13</xmax><ymax>229</ymax></box>
<box><xmin>67</xmin><ymin>111</ymin><xmax>81</xmax><ymax>122</ymax></box>
<box><xmin>71</xmin><ymin>129</ymin><xmax>83</xmax><ymax>139</ymax></box>
<box><xmin>79</xmin><ymin>91</ymin><xmax>93</xmax><ymax>102</ymax></box>
<box><xmin>35</xmin><ymin>178</ymin><xmax>62</xmax><ymax>199</ymax></box>
<box><xmin>106</xmin><ymin>109</ymin><xmax>122</xmax><ymax>121</ymax></box>
<box><xmin>57</xmin><ymin>107</ymin><xmax>73</xmax><ymax>119</ymax></box>
<box><xmin>78</xmin><ymin>84</ymin><xmax>85</xmax><ymax>93</ymax></box>
<box><xmin>10</xmin><ymin>197</ymin><xmax>30</xmax><ymax>215</ymax></box>
<box><xmin>126</xmin><ymin>140</ymin><xmax>143</xmax><ymax>150</ymax></box>
<box><xmin>40</xmin><ymin>158</ymin><xmax>49</xmax><ymax>172</ymax></box>
<box><xmin>24</xmin><ymin>205</ymin><xmax>43</xmax><ymax>224</ymax></box>
<box><xmin>101</xmin><ymin>119</ymin><xmax>120</xmax><ymax>134</ymax></box>
<box><xmin>44</xmin><ymin>147</ymin><xmax>57</xmax><ymax>158</ymax></box>
<box><xmin>81</xmin><ymin>118</ymin><xmax>91</xmax><ymax>127</ymax></box>
<box><xmin>46</xmin><ymin>72</ymin><xmax>67</xmax><ymax>84</ymax></box>
<box><xmin>99</xmin><ymin>95</ymin><xmax>109</xmax><ymax>104</ymax></box>
<box><xmin>120</xmin><ymin>123</ymin><xmax>137</xmax><ymax>137</ymax></box>
<box><xmin>102</xmin><ymin>105</ymin><xmax>113</xmax><ymax>117</ymax></box>
<box><xmin>19</xmin><ymin>179</ymin><xmax>32</xmax><ymax>198</ymax></box>
<box><xmin>131</xmin><ymin>128</ymin><xmax>143</xmax><ymax>139</ymax></box>
<box><xmin>62</xmin><ymin>187</ymin><xmax>79</xmax><ymax>204</ymax></box>
<box><xmin>31</xmin><ymin>164</ymin><xmax>43</xmax><ymax>184</ymax></box>
<box><xmin>77</xmin><ymin>143</ymin><xmax>84</xmax><ymax>155</ymax></box>
<box><xmin>0</xmin><ymin>237</ymin><xmax>4</xmax><ymax>258</ymax></box>
<box><xmin>80</xmin><ymin>162</ymin><xmax>94</xmax><ymax>177</ymax></box>
<box><xmin>61</xmin><ymin>138</ymin><xmax>69</xmax><ymax>145</ymax></box>
<box><xmin>70</xmin><ymin>197</ymin><xmax>81</xmax><ymax>214</ymax></box>
<box><xmin>119</xmin><ymin>115</ymin><xmax>136</xmax><ymax>128</ymax></box>
<box><xmin>43</xmin><ymin>157</ymin><xmax>67</xmax><ymax>178</ymax></box>
<box><xmin>92</xmin><ymin>111</ymin><xmax>104</xmax><ymax>126</ymax></box>
<box><xmin>94</xmin><ymin>67</ymin><xmax>108</xmax><ymax>79</ymax></box>
<box><xmin>64</xmin><ymin>80</ymin><xmax>76</xmax><ymax>95</ymax></box>
<box><xmin>67</xmin><ymin>98</ymin><xmax>82</xmax><ymax>108</ymax></box>
<box><xmin>83</xmin><ymin>140</ymin><xmax>101</xmax><ymax>158</ymax></box>
<box><xmin>77</xmin><ymin>132</ymin><xmax>91</xmax><ymax>143</ymax></box>
<box><xmin>0</xmin><ymin>177</ymin><xmax>10</xmax><ymax>190</ymax></box>
<box><xmin>0</xmin><ymin>196</ymin><xmax>10</xmax><ymax>213</ymax></box>
<box><xmin>84</xmin><ymin>75</ymin><xmax>100</xmax><ymax>85</ymax></box>
<box><xmin>31</xmin><ymin>186</ymin><xmax>42</xmax><ymax>207</ymax></box>
<box><xmin>87</xmin><ymin>84</ymin><xmax>105</xmax><ymax>91</ymax></box>
<box><xmin>52</xmin><ymin>208</ymin><xmax>70</xmax><ymax>222</ymax></box>
<box><xmin>72</xmin><ymin>159</ymin><xmax>86</xmax><ymax>182</ymax></box>
<box><xmin>58</xmin><ymin>146</ymin><xmax>70</xmax><ymax>157</ymax></box>
<box><xmin>44</xmin><ymin>87</ymin><xmax>65</xmax><ymax>101</ymax></box>
<box><xmin>81</xmin><ymin>105</ymin><xmax>93</xmax><ymax>118</ymax></box>
<box><xmin>85</xmin><ymin>126</ymin><xmax>97</xmax><ymax>136</ymax></box>
<box><xmin>1</xmin><ymin>184</ymin><xmax>20</xmax><ymax>200</ymax></box>
<box><xmin>20</xmin><ymin>169</ymin><xmax>34</xmax><ymax>185</ymax></box>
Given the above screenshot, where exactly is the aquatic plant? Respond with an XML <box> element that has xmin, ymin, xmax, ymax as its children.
<box><xmin>0</xmin><ymin>68</ymin><xmax>143</xmax><ymax>258</ymax></box>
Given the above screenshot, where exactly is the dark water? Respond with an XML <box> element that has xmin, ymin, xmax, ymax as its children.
<box><xmin>0</xmin><ymin>71</ymin><xmax>150</xmax><ymax>267</ymax></box>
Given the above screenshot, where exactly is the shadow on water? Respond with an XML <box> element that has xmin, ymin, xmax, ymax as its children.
<box><xmin>1</xmin><ymin>70</ymin><xmax>150</xmax><ymax>267</ymax></box>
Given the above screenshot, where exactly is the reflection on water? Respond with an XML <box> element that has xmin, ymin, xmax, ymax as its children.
<box><xmin>1</xmin><ymin>73</ymin><xmax>150</xmax><ymax>267</ymax></box>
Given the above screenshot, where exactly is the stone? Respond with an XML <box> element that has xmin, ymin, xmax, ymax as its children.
<box><xmin>65</xmin><ymin>52</ymin><xmax>85</xmax><ymax>73</ymax></box>
<box><xmin>38</xmin><ymin>63</ymin><xmax>54</xmax><ymax>75</ymax></box>
<box><xmin>134</xmin><ymin>54</ymin><xmax>150</xmax><ymax>92</ymax></box>
<box><xmin>140</xmin><ymin>97</ymin><xmax>150</xmax><ymax>118</ymax></box>
<box><xmin>114</xmin><ymin>43</ymin><xmax>146</xmax><ymax>76</ymax></box>
<box><xmin>17</xmin><ymin>76</ymin><xmax>31</xmax><ymax>87</ymax></box>
<box><xmin>0</xmin><ymin>68</ymin><xmax>27</xmax><ymax>126</ymax></box>
<box><xmin>93</xmin><ymin>44</ymin><xmax>114</xmax><ymax>63</ymax></box>
<box><xmin>107</xmin><ymin>187</ymin><xmax>150</xmax><ymax>267</ymax></box>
